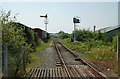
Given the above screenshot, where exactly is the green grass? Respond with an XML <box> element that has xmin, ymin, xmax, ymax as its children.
<box><xmin>36</xmin><ymin>41</ymin><xmax>49</xmax><ymax>51</ymax></box>
<box><xmin>59</xmin><ymin>38</ymin><xmax>117</xmax><ymax>61</ymax></box>
<box><xmin>26</xmin><ymin>38</ymin><xmax>54</xmax><ymax>75</ymax></box>
<box><xmin>36</xmin><ymin>38</ymin><xmax>54</xmax><ymax>51</ymax></box>
<box><xmin>27</xmin><ymin>53</ymin><xmax>46</xmax><ymax>69</ymax></box>
<box><xmin>59</xmin><ymin>38</ymin><xmax>118</xmax><ymax>74</ymax></box>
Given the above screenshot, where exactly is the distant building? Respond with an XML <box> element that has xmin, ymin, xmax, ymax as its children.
<box><xmin>14</xmin><ymin>22</ymin><xmax>50</xmax><ymax>41</ymax></box>
<box><xmin>33</xmin><ymin>28</ymin><xmax>44</xmax><ymax>39</ymax></box>
<box><xmin>50</xmin><ymin>33</ymin><xmax>59</xmax><ymax>37</ymax></box>
<box><xmin>33</xmin><ymin>28</ymin><xmax>50</xmax><ymax>40</ymax></box>
<box><xmin>96</xmin><ymin>25</ymin><xmax>120</xmax><ymax>41</ymax></box>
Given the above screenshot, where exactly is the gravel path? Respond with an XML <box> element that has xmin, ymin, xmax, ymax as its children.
<box><xmin>36</xmin><ymin>46</ymin><xmax>57</xmax><ymax>68</ymax></box>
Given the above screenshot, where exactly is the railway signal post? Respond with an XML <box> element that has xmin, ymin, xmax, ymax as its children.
<box><xmin>73</xmin><ymin>16</ymin><xmax>80</xmax><ymax>42</ymax></box>
<box><xmin>40</xmin><ymin>14</ymin><xmax>48</xmax><ymax>41</ymax></box>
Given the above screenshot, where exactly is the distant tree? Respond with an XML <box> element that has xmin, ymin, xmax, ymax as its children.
<box><xmin>71</xmin><ymin>29</ymin><xmax>107</xmax><ymax>42</ymax></box>
<box><xmin>58</xmin><ymin>30</ymin><xmax>64</xmax><ymax>34</ymax></box>
<box><xmin>58</xmin><ymin>31</ymin><xmax>70</xmax><ymax>39</ymax></box>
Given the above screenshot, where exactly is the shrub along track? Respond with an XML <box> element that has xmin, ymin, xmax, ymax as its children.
<box><xmin>28</xmin><ymin>39</ymin><xmax>111</xmax><ymax>79</ymax></box>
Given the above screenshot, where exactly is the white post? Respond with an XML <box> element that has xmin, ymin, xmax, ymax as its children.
<box><xmin>40</xmin><ymin>14</ymin><xmax>48</xmax><ymax>41</ymax></box>
<box><xmin>45</xmin><ymin>21</ymin><xmax>47</xmax><ymax>38</ymax></box>
<box><xmin>44</xmin><ymin>17</ymin><xmax>48</xmax><ymax>40</ymax></box>
<box><xmin>4</xmin><ymin>43</ymin><xmax>8</xmax><ymax>77</ymax></box>
<box><xmin>74</xmin><ymin>23</ymin><xmax>76</xmax><ymax>42</ymax></box>
<box><xmin>73</xmin><ymin>16</ymin><xmax>80</xmax><ymax>42</ymax></box>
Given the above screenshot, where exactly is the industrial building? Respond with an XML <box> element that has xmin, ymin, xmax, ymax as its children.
<box><xmin>96</xmin><ymin>25</ymin><xmax>120</xmax><ymax>41</ymax></box>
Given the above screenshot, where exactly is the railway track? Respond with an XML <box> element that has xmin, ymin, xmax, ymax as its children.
<box><xmin>28</xmin><ymin>39</ymin><xmax>109</xmax><ymax>79</ymax></box>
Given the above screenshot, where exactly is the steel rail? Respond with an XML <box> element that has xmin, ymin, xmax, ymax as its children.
<box><xmin>53</xmin><ymin>41</ymin><xmax>71</xmax><ymax>79</ymax></box>
<box><xmin>57</xmin><ymin>40</ymin><xmax>109</xmax><ymax>79</ymax></box>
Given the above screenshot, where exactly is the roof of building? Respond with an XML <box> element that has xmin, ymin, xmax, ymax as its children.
<box><xmin>33</xmin><ymin>28</ymin><xmax>44</xmax><ymax>31</ymax></box>
<box><xmin>15</xmin><ymin>22</ymin><xmax>45</xmax><ymax>31</ymax></box>
<box><xmin>96</xmin><ymin>25</ymin><xmax>120</xmax><ymax>33</ymax></box>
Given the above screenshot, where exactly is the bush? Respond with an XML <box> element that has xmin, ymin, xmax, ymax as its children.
<box><xmin>58</xmin><ymin>31</ymin><xmax>70</xmax><ymax>39</ymax></box>
<box><xmin>70</xmin><ymin>29</ymin><xmax>107</xmax><ymax>42</ymax></box>
<box><xmin>1</xmin><ymin>10</ymin><xmax>43</xmax><ymax>77</ymax></box>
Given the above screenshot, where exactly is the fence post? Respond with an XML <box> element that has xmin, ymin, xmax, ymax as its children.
<box><xmin>0</xmin><ymin>39</ymin><xmax>2</xmax><ymax>78</ymax></box>
<box><xmin>117</xmin><ymin>36</ymin><xmax>120</xmax><ymax>76</ymax></box>
<box><xmin>23</xmin><ymin>43</ymin><xmax>26</xmax><ymax>72</ymax></box>
<box><xmin>4</xmin><ymin>43</ymin><xmax>8</xmax><ymax>77</ymax></box>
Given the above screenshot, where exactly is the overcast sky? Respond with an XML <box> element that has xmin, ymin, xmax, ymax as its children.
<box><xmin>1</xmin><ymin>2</ymin><xmax>118</xmax><ymax>33</ymax></box>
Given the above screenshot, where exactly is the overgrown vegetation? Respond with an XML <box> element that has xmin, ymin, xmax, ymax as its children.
<box><xmin>0</xmin><ymin>10</ymin><xmax>49</xmax><ymax>77</ymax></box>
<box><xmin>58</xmin><ymin>29</ymin><xmax>119</xmax><ymax>74</ymax></box>
<box><xmin>35</xmin><ymin>39</ymin><xmax>49</xmax><ymax>51</ymax></box>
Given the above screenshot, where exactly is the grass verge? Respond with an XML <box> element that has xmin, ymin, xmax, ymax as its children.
<box><xmin>26</xmin><ymin>38</ymin><xmax>54</xmax><ymax>76</ymax></box>
<box><xmin>59</xmin><ymin>38</ymin><xmax>118</xmax><ymax>74</ymax></box>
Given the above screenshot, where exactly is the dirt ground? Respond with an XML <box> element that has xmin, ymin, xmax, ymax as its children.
<box><xmin>36</xmin><ymin>47</ymin><xmax>57</xmax><ymax>68</ymax></box>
